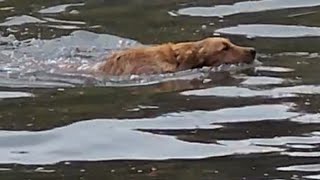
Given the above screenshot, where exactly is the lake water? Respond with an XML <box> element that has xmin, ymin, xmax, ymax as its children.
<box><xmin>0</xmin><ymin>0</ymin><xmax>320</xmax><ymax>179</ymax></box>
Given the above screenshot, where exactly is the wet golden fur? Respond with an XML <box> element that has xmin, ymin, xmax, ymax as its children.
<box><xmin>95</xmin><ymin>37</ymin><xmax>256</xmax><ymax>75</ymax></box>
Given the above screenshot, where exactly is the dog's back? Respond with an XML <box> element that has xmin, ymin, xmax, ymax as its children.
<box><xmin>97</xmin><ymin>44</ymin><xmax>178</xmax><ymax>75</ymax></box>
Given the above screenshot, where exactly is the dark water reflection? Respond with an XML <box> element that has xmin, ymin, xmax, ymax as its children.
<box><xmin>0</xmin><ymin>0</ymin><xmax>320</xmax><ymax>179</ymax></box>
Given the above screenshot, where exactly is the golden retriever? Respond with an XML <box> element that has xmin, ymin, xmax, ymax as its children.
<box><xmin>93</xmin><ymin>37</ymin><xmax>256</xmax><ymax>75</ymax></box>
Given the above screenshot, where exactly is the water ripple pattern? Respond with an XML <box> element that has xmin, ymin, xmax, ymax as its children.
<box><xmin>175</xmin><ymin>0</ymin><xmax>320</xmax><ymax>17</ymax></box>
<box><xmin>0</xmin><ymin>0</ymin><xmax>320</xmax><ymax>179</ymax></box>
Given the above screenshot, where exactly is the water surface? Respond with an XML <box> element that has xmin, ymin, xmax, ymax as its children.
<box><xmin>0</xmin><ymin>0</ymin><xmax>320</xmax><ymax>179</ymax></box>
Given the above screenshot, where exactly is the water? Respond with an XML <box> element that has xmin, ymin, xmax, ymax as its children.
<box><xmin>0</xmin><ymin>0</ymin><xmax>320</xmax><ymax>179</ymax></box>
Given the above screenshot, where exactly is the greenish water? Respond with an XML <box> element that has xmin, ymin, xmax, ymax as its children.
<box><xmin>0</xmin><ymin>0</ymin><xmax>320</xmax><ymax>179</ymax></box>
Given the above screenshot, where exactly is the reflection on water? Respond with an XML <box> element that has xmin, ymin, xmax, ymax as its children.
<box><xmin>0</xmin><ymin>0</ymin><xmax>320</xmax><ymax>179</ymax></box>
<box><xmin>0</xmin><ymin>15</ymin><xmax>46</xmax><ymax>26</ymax></box>
<box><xmin>176</xmin><ymin>0</ymin><xmax>320</xmax><ymax>17</ymax></box>
<box><xmin>216</xmin><ymin>24</ymin><xmax>320</xmax><ymax>38</ymax></box>
<box><xmin>0</xmin><ymin>104</ymin><xmax>302</xmax><ymax>164</ymax></box>
<box><xmin>181</xmin><ymin>85</ymin><xmax>320</xmax><ymax>98</ymax></box>
<box><xmin>0</xmin><ymin>91</ymin><xmax>33</xmax><ymax>98</ymax></box>
<box><xmin>38</xmin><ymin>3</ymin><xmax>85</xmax><ymax>14</ymax></box>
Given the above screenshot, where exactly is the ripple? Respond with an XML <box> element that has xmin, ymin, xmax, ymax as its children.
<box><xmin>253</xmin><ymin>134</ymin><xmax>320</xmax><ymax>147</ymax></box>
<box><xmin>291</xmin><ymin>114</ymin><xmax>320</xmax><ymax>124</ymax></box>
<box><xmin>176</xmin><ymin>0</ymin><xmax>320</xmax><ymax>17</ymax></box>
<box><xmin>255</xmin><ymin>66</ymin><xmax>295</xmax><ymax>73</ymax></box>
<box><xmin>181</xmin><ymin>85</ymin><xmax>320</xmax><ymax>98</ymax></box>
<box><xmin>0</xmin><ymin>168</ymin><xmax>11</xmax><ymax>171</ymax></box>
<box><xmin>168</xmin><ymin>104</ymin><xmax>298</xmax><ymax>124</ymax></box>
<box><xmin>38</xmin><ymin>3</ymin><xmax>85</xmax><ymax>14</ymax></box>
<box><xmin>47</xmin><ymin>24</ymin><xmax>81</xmax><ymax>30</ymax></box>
<box><xmin>305</xmin><ymin>175</ymin><xmax>320</xmax><ymax>180</ymax></box>
<box><xmin>282</xmin><ymin>151</ymin><xmax>320</xmax><ymax>157</ymax></box>
<box><xmin>0</xmin><ymin>91</ymin><xmax>33</xmax><ymax>98</ymax></box>
<box><xmin>240</xmin><ymin>76</ymin><xmax>286</xmax><ymax>85</ymax></box>
<box><xmin>276</xmin><ymin>85</ymin><xmax>320</xmax><ymax>94</ymax></box>
<box><xmin>42</xmin><ymin>17</ymin><xmax>86</xmax><ymax>25</ymax></box>
<box><xmin>0</xmin><ymin>127</ymin><xmax>267</xmax><ymax>165</ymax></box>
<box><xmin>0</xmin><ymin>78</ymin><xmax>75</xmax><ymax>88</ymax></box>
<box><xmin>286</xmin><ymin>144</ymin><xmax>316</xmax><ymax>149</ymax></box>
<box><xmin>215</xmin><ymin>24</ymin><xmax>320</xmax><ymax>38</ymax></box>
<box><xmin>0</xmin><ymin>15</ymin><xmax>46</xmax><ymax>26</ymax></box>
<box><xmin>99</xmin><ymin>61</ymin><xmax>261</xmax><ymax>86</ymax></box>
<box><xmin>0</xmin><ymin>7</ymin><xmax>14</xmax><ymax>11</ymax></box>
<box><xmin>181</xmin><ymin>86</ymin><xmax>284</xmax><ymax>98</ymax></box>
<box><xmin>278</xmin><ymin>163</ymin><xmax>320</xmax><ymax>172</ymax></box>
<box><xmin>0</xmin><ymin>104</ymin><xmax>297</xmax><ymax>164</ymax></box>
<box><xmin>0</xmin><ymin>122</ymin><xmax>281</xmax><ymax>164</ymax></box>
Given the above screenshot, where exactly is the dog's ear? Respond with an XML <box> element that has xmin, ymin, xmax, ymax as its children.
<box><xmin>171</xmin><ymin>43</ymin><xmax>203</xmax><ymax>71</ymax></box>
<box><xmin>198</xmin><ymin>38</ymin><xmax>230</xmax><ymax>53</ymax></box>
<box><xmin>194</xmin><ymin>38</ymin><xmax>228</xmax><ymax>66</ymax></box>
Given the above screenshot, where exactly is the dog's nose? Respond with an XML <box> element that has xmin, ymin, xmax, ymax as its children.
<box><xmin>249</xmin><ymin>48</ymin><xmax>256</xmax><ymax>57</ymax></box>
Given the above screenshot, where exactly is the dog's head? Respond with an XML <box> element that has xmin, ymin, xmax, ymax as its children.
<box><xmin>197</xmin><ymin>37</ymin><xmax>256</xmax><ymax>66</ymax></box>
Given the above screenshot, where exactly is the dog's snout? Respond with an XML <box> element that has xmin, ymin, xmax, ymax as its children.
<box><xmin>249</xmin><ymin>48</ymin><xmax>256</xmax><ymax>57</ymax></box>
